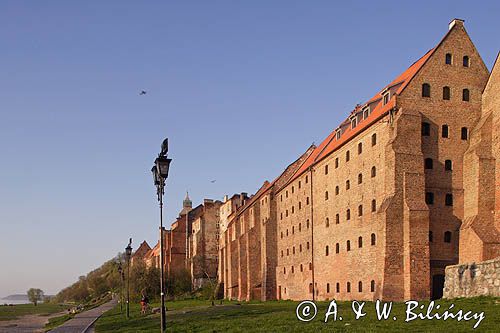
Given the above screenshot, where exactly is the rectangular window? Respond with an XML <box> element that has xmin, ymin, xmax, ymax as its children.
<box><xmin>442</xmin><ymin>125</ymin><xmax>449</xmax><ymax>138</ymax></box>
<box><xmin>425</xmin><ymin>192</ymin><xmax>434</xmax><ymax>205</ymax></box>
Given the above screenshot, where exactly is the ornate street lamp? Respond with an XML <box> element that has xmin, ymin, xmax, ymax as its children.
<box><xmin>151</xmin><ymin>138</ymin><xmax>171</xmax><ymax>332</ymax></box>
<box><xmin>125</xmin><ymin>238</ymin><xmax>132</xmax><ymax>319</ymax></box>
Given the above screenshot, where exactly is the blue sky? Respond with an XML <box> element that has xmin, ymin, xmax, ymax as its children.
<box><xmin>0</xmin><ymin>1</ymin><xmax>499</xmax><ymax>296</ymax></box>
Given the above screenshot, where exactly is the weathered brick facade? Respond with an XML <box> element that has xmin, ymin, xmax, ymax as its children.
<box><xmin>218</xmin><ymin>20</ymin><xmax>499</xmax><ymax>302</ymax></box>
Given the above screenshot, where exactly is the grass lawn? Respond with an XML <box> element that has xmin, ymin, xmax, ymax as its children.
<box><xmin>0</xmin><ymin>303</ymin><xmax>67</xmax><ymax>321</ymax></box>
<box><xmin>95</xmin><ymin>296</ymin><xmax>499</xmax><ymax>332</ymax></box>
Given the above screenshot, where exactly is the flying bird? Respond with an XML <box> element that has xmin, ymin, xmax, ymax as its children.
<box><xmin>140</xmin><ymin>90</ymin><xmax>147</xmax><ymax>95</ymax></box>
<box><xmin>210</xmin><ymin>180</ymin><xmax>216</xmax><ymax>183</ymax></box>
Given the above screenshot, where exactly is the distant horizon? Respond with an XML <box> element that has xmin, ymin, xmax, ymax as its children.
<box><xmin>1</xmin><ymin>0</ymin><xmax>499</xmax><ymax>298</ymax></box>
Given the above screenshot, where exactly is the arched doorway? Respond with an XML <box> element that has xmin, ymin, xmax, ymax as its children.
<box><xmin>431</xmin><ymin>274</ymin><xmax>445</xmax><ymax>300</ymax></box>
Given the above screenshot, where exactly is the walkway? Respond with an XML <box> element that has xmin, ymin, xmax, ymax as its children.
<box><xmin>48</xmin><ymin>299</ymin><xmax>117</xmax><ymax>333</ymax></box>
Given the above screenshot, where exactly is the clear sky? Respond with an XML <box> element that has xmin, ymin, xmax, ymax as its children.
<box><xmin>0</xmin><ymin>0</ymin><xmax>499</xmax><ymax>297</ymax></box>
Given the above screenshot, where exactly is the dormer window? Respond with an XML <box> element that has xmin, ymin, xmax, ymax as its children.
<box><xmin>383</xmin><ymin>92</ymin><xmax>390</xmax><ymax>105</ymax></box>
<box><xmin>351</xmin><ymin>118</ymin><xmax>357</xmax><ymax>129</ymax></box>
<box><xmin>336</xmin><ymin>129</ymin><xmax>341</xmax><ymax>140</ymax></box>
<box><xmin>363</xmin><ymin>107</ymin><xmax>370</xmax><ymax>119</ymax></box>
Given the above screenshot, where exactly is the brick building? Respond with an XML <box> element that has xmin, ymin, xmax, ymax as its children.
<box><xmin>218</xmin><ymin>19</ymin><xmax>499</xmax><ymax>302</ymax></box>
<box><xmin>135</xmin><ymin>194</ymin><xmax>223</xmax><ymax>289</ymax></box>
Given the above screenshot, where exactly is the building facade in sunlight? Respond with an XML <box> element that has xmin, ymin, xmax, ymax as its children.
<box><xmin>218</xmin><ymin>19</ymin><xmax>500</xmax><ymax>302</ymax></box>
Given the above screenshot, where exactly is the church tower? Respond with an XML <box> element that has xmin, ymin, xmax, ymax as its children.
<box><xmin>179</xmin><ymin>191</ymin><xmax>192</xmax><ymax>216</ymax></box>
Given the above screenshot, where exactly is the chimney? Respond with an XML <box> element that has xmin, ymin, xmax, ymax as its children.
<box><xmin>449</xmin><ymin>18</ymin><xmax>464</xmax><ymax>30</ymax></box>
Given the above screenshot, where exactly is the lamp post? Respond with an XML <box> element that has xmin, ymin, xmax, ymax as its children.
<box><xmin>125</xmin><ymin>239</ymin><xmax>132</xmax><ymax>319</ymax></box>
<box><xmin>151</xmin><ymin>138</ymin><xmax>171</xmax><ymax>332</ymax></box>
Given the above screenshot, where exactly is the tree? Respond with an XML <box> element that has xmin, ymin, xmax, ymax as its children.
<box><xmin>27</xmin><ymin>288</ymin><xmax>44</xmax><ymax>306</ymax></box>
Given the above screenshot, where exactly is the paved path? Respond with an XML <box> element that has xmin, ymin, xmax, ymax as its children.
<box><xmin>48</xmin><ymin>299</ymin><xmax>117</xmax><ymax>333</ymax></box>
<box><xmin>0</xmin><ymin>311</ymin><xmax>67</xmax><ymax>333</ymax></box>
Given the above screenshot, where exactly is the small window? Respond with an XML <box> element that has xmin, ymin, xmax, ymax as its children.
<box><xmin>371</xmin><ymin>133</ymin><xmax>377</xmax><ymax>146</ymax></box>
<box><xmin>445</xmin><ymin>53</ymin><xmax>452</xmax><ymax>65</ymax></box>
<box><xmin>445</xmin><ymin>193</ymin><xmax>453</xmax><ymax>206</ymax></box>
<box><xmin>347</xmin><ymin>240</ymin><xmax>351</xmax><ymax>251</ymax></box>
<box><xmin>358</xmin><ymin>205</ymin><xmax>363</xmax><ymax>216</ymax></box>
<box><xmin>358</xmin><ymin>236</ymin><xmax>363</xmax><ymax>248</ymax></box>
<box><xmin>298</xmin><ymin>181</ymin><xmax>301</xmax><ymax>189</ymax></box>
<box><xmin>300</xmin><ymin>264</ymin><xmax>303</xmax><ymax>271</ymax></box>
<box><xmin>325</xmin><ymin>217</ymin><xmax>329</xmax><ymax>227</ymax></box>
<box><xmin>335</xmin><ymin>186</ymin><xmax>339</xmax><ymax>195</ymax></box>
<box><xmin>291</xmin><ymin>266</ymin><xmax>294</xmax><ymax>274</ymax></box>
<box><xmin>429</xmin><ymin>231</ymin><xmax>433</xmax><ymax>242</ymax></box>
<box><xmin>281</xmin><ymin>250</ymin><xmax>283</xmax><ymax>257</ymax></box>
<box><xmin>371</xmin><ymin>280</ymin><xmax>375</xmax><ymax>292</ymax></box>
<box><xmin>371</xmin><ymin>199</ymin><xmax>376</xmax><ymax>212</ymax></box>
<box><xmin>327</xmin><ymin>283</ymin><xmax>330</xmax><ymax>293</ymax></box>
<box><xmin>292</xmin><ymin>186</ymin><xmax>294</xmax><ymax>194</ymax></box>
<box><xmin>358</xmin><ymin>173</ymin><xmax>363</xmax><ymax>184</ymax></box>
<box><xmin>445</xmin><ymin>160</ymin><xmax>452</xmax><ymax>171</ymax></box>
<box><xmin>371</xmin><ymin>233</ymin><xmax>376</xmax><ymax>245</ymax></box>
<box><xmin>309</xmin><ymin>283</ymin><xmax>313</xmax><ymax>293</ymax></box>
<box><xmin>425</xmin><ymin>192</ymin><xmax>434</xmax><ymax>205</ymax></box>
<box><xmin>363</xmin><ymin>109</ymin><xmax>369</xmax><ymax>119</ymax></box>
<box><xmin>307</xmin><ymin>219</ymin><xmax>310</xmax><ymax>228</ymax></box>
<box><xmin>371</xmin><ymin>166</ymin><xmax>376</xmax><ymax>178</ymax></box>
<box><xmin>306</xmin><ymin>197</ymin><xmax>310</xmax><ymax>205</ymax></box>
<box><xmin>422</xmin><ymin>122</ymin><xmax>431</xmax><ymax>136</ymax></box>
<box><xmin>442</xmin><ymin>125</ymin><xmax>449</xmax><ymax>138</ymax></box>
<box><xmin>335</xmin><ymin>158</ymin><xmax>339</xmax><ymax>168</ymax></box>
<box><xmin>422</xmin><ymin>83</ymin><xmax>431</xmax><ymax>97</ymax></box>
<box><xmin>444</xmin><ymin>231</ymin><xmax>452</xmax><ymax>243</ymax></box>
<box><xmin>299</xmin><ymin>223</ymin><xmax>301</xmax><ymax>232</ymax></box>
<box><xmin>325</xmin><ymin>164</ymin><xmax>329</xmax><ymax>175</ymax></box>
<box><xmin>307</xmin><ymin>241</ymin><xmax>310</xmax><ymax>249</ymax></box>
<box><xmin>300</xmin><ymin>244</ymin><xmax>302</xmax><ymax>252</ymax></box>
<box><xmin>292</xmin><ymin>226</ymin><xmax>294</xmax><ymax>234</ymax></box>
<box><xmin>351</xmin><ymin>118</ymin><xmax>357</xmax><ymax>129</ymax></box>
<box><xmin>358</xmin><ymin>281</ymin><xmax>363</xmax><ymax>292</ymax></box>
<box><xmin>335</xmin><ymin>243</ymin><xmax>340</xmax><ymax>253</ymax></box>
<box><xmin>347</xmin><ymin>282</ymin><xmax>351</xmax><ymax>292</ymax></box>
<box><xmin>346</xmin><ymin>150</ymin><xmax>350</xmax><ymax>162</ymax></box>
<box><xmin>336</xmin><ymin>130</ymin><xmax>341</xmax><ymax>140</ymax></box>
<box><xmin>325</xmin><ymin>246</ymin><xmax>329</xmax><ymax>256</ymax></box>
<box><xmin>299</xmin><ymin>202</ymin><xmax>302</xmax><ymax>210</ymax></box>
<box><xmin>383</xmin><ymin>92</ymin><xmax>389</xmax><ymax>105</ymax></box>
<box><xmin>462</xmin><ymin>89</ymin><xmax>470</xmax><ymax>101</ymax></box>
<box><xmin>443</xmin><ymin>86</ymin><xmax>450</xmax><ymax>100</ymax></box>
<box><xmin>309</xmin><ymin>262</ymin><xmax>312</xmax><ymax>270</ymax></box>
<box><xmin>346</xmin><ymin>180</ymin><xmax>350</xmax><ymax>190</ymax></box>
<box><xmin>425</xmin><ymin>158</ymin><xmax>433</xmax><ymax>169</ymax></box>
<box><xmin>305</xmin><ymin>175</ymin><xmax>309</xmax><ymax>183</ymax></box>
<box><xmin>291</xmin><ymin>206</ymin><xmax>294</xmax><ymax>214</ymax></box>
<box><xmin>335</xmin><ymin>214</ymin><xmax>340</xmax><ymax>224</ymax></box>
<box><xmin>461</xmin><ymin>127</ymin><xmax>468</xmax><ymax>140</ymax></box>
<box><xmin>346</xmin><ymin>209</ymin><xmax>351</xmax><ymax>220</ymax></box>
<box><xmin>325</xmin><ymin>191</ymin><xmax>329</xmax><ymax>201</ymax></box>
<box><xmin>336</xmin><ymin>282</ymin><xmax>340</xmax><ymax>293</ymax></box>
<box><xmin>284</xmin><ymin>267</ymin><xmax>286</xmax><ymax>274</ymax></box>
<box><xmin>358</xmin><ymin>142</ymin><xmax>363</xmax><ymax>154</ymax></box>
<box><xmin>463</xmin><ymin>56</ymin><xmax>470</xmax><ymax>67</ymax></box>
<box><xmin>286</xmin><ymin>190</ymin><xmax>288</xmax><ymax>198</ymax></box>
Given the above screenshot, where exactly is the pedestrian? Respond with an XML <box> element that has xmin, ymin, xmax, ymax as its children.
<box><xmin>140</xmin><ymin>293</ymin><xmax>149</xmax><ymax>315</ymax></box>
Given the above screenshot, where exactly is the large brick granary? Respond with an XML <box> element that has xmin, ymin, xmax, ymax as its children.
<box><xmin>218</xmin><ymin>19</ymin><xmax>500</xmax><ymax>302</ymax></box>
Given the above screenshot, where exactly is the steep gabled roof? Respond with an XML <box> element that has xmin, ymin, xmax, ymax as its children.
<box><xmin>284</xmin><ymin>45</ymin><xmax>437</xmax><ymax>185</ymax></box>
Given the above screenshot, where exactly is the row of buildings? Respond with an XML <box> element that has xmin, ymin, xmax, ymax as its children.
<box><xmin>133</xmin><ymin>20</ymin><xmax>500</xmax><ymax>301</ymax></box>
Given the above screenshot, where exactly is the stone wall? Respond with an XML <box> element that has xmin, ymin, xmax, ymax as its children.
<box><xmin>443</xmin><ymin>257</ymin><xmax>500</xmax><ymax>298</ymax></box>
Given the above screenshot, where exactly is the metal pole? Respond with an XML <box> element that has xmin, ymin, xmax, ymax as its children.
<box><xmin>159</xmin><ymin>182</ymin><xmax>166</xmax><ymax>332</ymax></box>
<box><xmin>126</xmin><ymin>257</ymin><xmax>130</xmax><ymax>319</ymax></box>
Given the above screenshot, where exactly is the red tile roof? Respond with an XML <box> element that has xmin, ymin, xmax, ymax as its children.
<box><xmin>286</xmin><ymin>47</ymin><xmax>436</xmax><ymax>185</ymax></box>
